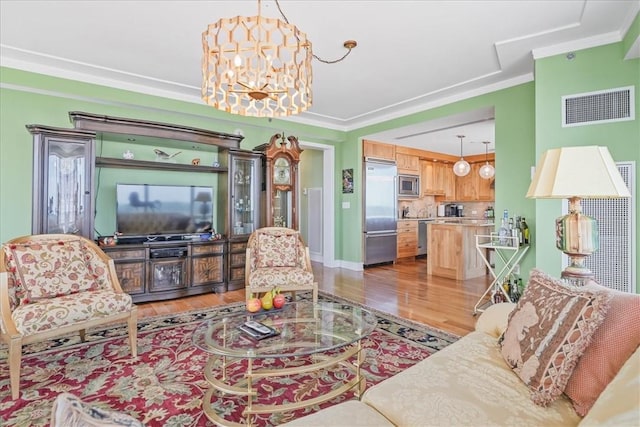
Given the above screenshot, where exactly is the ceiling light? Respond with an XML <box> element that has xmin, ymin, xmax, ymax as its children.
<box><xmin>201</xmin><ymin>0</ymin><xmax>356</xmax><ymax>117</ymax></box>
<box><xmin>453</xmin><ymin>135</ymin><xmax>470</xmax><ymax>177</ymax></box>
<box><xmin>479</xmin><ymin>141</ymin><xmax>495</xmax><ymax>179</ymax></box>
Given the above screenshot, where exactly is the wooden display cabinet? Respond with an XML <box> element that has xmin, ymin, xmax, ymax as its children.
<box><xmin>190</xmin><ymin>241</ymin><xmax>226</xmax><ymax>293</ymax></box>
<box><xmin>363</xmin><ymin>140</ymin><xmax>395</xmax><ymax>161</ymax></box>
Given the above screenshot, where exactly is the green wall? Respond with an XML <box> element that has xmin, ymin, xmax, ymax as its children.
<box><xmin>533</xmin><ymin>39</ymin><xmax>640</xmax><ymax>290</ymax></box>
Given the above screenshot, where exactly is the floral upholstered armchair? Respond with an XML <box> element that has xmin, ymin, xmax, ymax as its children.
<box><xmin>0</xmin><ymin>234</ymin><xmax>138</xmax><ymax>400</ymax></box>
<box><xmin>245</xmin><ymin>227</ymin><xmax>317</xmax><ymax>304</ymax></box>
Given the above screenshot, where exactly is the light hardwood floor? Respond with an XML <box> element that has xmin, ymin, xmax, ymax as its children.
<box><xmin>136</xmin><ymin>258</ymin><xmax>493</xmax><ymax>336</ymax></box>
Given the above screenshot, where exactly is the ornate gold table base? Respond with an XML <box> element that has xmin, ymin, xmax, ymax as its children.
<box><xmin>202</xmin><ymin>340</ymin><xmax>367</xmax><ymax>427</ymax></box>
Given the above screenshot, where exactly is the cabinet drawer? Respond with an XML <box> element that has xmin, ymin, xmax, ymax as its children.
<box><xmin>230</xmin><ymin>266</ymin><xmax>245</xmax><ymax>281</ymax></box>
<box><xmin>106</xmin><ymin>248</ymin><xmax>145</xmax><ymax>260</ymax></box>
<box><xmin>230</xmin><ymin>252</ymin><xmax>246</xmax><ymax>267</ymax></box>
<box><xmin>192</xmin><ymin>243</ymin><xmax>224</xmax><ymax>255</ymax></box>
<box><xmin>230</xmin><ymin>242</ymin><xmax>248</xmax><ymax>252</ymax></box>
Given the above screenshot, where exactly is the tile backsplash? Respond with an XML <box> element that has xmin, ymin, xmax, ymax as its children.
<box><xmin>399</xmin><ymin>196</ymin><xmax>494</xmax><ymax>219</ymax></box>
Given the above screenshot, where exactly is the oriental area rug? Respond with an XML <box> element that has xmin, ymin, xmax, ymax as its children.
<box><xmin>0</xmin><ymin>292</ymin><xmax>458</xmax><ymax>427</ymax></box>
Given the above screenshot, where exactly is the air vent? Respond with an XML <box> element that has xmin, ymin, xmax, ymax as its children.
<box><xmin>578</xmin><ymin>162</ymin><xmax>635</xmax><ymax>293</ymax></box>
<box><xmin>562</xmin><ymin>86</ymin><xmax>634</xmax><ymax>127</ymax></box>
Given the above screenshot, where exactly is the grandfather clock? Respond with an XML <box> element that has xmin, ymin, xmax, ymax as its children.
<box><xmin>255</xmin><ymin>133</ymin><xmax>302</xmax><ymax>230</ymax></box>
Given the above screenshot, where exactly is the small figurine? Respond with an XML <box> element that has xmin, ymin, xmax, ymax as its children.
<box><xmin>123</xmin><ymin>150</ymin><xmax>134</xmax><ymax>160</ymax></box>
<box><xmin>154</xmin><ymin>148</ymin><xmax>181</xmax><ymax>161</ymax></box>
<box><xmin>192</xmin><ymin>158</ymin><xmax>201</xmax><ymax>165</ymax></box>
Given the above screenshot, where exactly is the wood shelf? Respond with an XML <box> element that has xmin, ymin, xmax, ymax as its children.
<box><xmin>96</xmin><ymin>157</ymin><xmax>228</xmax><ymax>173</ymax></box>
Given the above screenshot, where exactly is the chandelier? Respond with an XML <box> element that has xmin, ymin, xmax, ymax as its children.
<box><xmin>478</xmin><ymin>141</ymin><xmax>495</xmax><ymax>179</ymax></box>
<box><xmin>453</xmin><ymin>135</ymin><xmax>471</xmax><ymax>177</ymax></box>
<box><xmin>202</xmin><ymin>0</ymin><xmax>356</xmax><ymax>117</ymax></box>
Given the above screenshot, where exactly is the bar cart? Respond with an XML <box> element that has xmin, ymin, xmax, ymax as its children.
<box><xmin>473</xmin><ymin>234</ymin><xmax>529</xmax><ymax>315</ymax></box>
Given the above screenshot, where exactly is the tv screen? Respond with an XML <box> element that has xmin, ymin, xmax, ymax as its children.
<box><xmin>116</xmin><ymin>184</ymin><xmax>214</xmax><ymax>236</ymax></box>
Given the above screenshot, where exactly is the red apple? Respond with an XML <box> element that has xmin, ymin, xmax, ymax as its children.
<box><xmin>273</xmin><ymin>293</ymin><xmax>286</xmax><ymax>309</ymax></box>
<box><xmin>246</xmin><ymin>296</ymin><xmax>262</xmax><ymax>313</ymax></box>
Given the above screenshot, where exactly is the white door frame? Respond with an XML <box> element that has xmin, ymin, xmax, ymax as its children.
<box><xmin>299</xmin><ymin>140</ymin><xmax>336</xmax><ymax>267</ymax></box>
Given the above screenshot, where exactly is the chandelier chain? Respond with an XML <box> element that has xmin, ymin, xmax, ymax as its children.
<box><xmin>274</xmin><ymin>0</ymin><xmax>355</xmax><ymax>64</ymax></box>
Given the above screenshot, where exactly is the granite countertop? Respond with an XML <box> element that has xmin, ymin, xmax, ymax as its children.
<box><xmin>428</xmin><ymin>219</ymin><xmax>495</xmax><ymax>226</ymax></box>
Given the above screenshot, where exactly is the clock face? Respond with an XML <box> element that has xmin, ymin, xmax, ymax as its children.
<box><xmin>273</xmin><ymin>157</ymin><xmax>291</xmax><ymax>185</ymax></box>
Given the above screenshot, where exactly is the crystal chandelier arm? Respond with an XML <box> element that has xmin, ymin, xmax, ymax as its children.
<box><xmin>274</xmin><ymin>0</ymin><xmax>356</xmax><ymax>64</ymax></box>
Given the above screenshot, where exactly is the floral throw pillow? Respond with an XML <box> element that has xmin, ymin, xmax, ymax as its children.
<box><xmin>5</xmin><ymin>239</ymin><xmax>99</xmax><ymax>304</ymax></box>
<box><xmin>256</xmin><ymin>233</ymin><xmax>299</xmax><ymax>268</ymax></box>
<box><xmin>499</xmin><ymin>269</ymin><xmax>611</xmax><ymax>406</ymax></box>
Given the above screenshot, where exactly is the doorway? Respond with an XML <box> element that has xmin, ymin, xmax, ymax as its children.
<box><xmin>298</xmin><ymin>141</ymin><xmax>336</xmax><ymax>267</ymax></box>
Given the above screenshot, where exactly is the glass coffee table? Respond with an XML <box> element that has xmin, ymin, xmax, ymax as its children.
<box><xmin>192</xmin><ymin>301</ymin><xmax>377</xmax><ymax>427</ymax></box>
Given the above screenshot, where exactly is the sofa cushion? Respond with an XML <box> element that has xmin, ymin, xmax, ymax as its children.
<box><xmin>11</xmin><ymin>290</ymin><xmax>133</xmax><ymax>336</ymax></box>
<box><xmin>362</xmin><ymin>330</ymin><xmax>581</xmax><ymax>426</ymax></box>
<box><xmin>4</xmin><ymin>239</ymin><xmax>100</xmax><ymax>304</ymax></box>
<box><xmin>256</xmin><ymin>232</ymin><xmax>299</xmax><ymax>268</ymax></box>
<box><xmin>280</xmin><ymin>400</ymin><xmax>393</xmax><ymax>426</ymax></box>
<box><xmin>578</xmin><ymin>346</ymin><xmax>640</xmax><ymax>426</ymax></box>
<box><xmin>564</xmin><ymin>281</ymin><xmax>640</xmax><ymax>416</ymax></box>
<box><xmin>500</xmin><ymin>269</ymin><xmax>611</xmax><ymax>406</ymax></box>
<box><xmin>248</xmin><ymin>267</ymin><xmax>314</xmax><ymax>290</ymax></box>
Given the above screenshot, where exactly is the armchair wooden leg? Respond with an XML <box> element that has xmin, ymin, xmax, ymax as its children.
<box><xmin>312</xmin><ymin>284</ymin><xmax>318</xmax><ymax>305</ymax></box>
<box><xmin>9</xmin><ymin>335</ymin><xmax>22</xmax><ymax>400</ymax></box>
<box><xmin>128</xmin><ymin>308</ymin><xmax>138</xmax><ymax>358</ymax></box>
<box><xmin>79</xmin><ymin>329</ymin><xmax>86</xmax><ymax>342</ymax></box>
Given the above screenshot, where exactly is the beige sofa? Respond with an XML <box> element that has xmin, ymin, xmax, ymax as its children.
<box><xmin>284</xmin><ymin>302</ymin><xmax>640</xmax><ymax>426</ymax></box>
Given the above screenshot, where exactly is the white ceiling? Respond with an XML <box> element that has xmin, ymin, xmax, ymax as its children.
<box><xmin>1</xmin><ymin>1</ymin><xmax>638</xmax><ymax>155</ymax></box>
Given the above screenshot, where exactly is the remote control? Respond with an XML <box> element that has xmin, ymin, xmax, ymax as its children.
<box><xmin>244</xmin><ymin>320</ymin><xmax>272</xmax><ymax>334</ymax></box>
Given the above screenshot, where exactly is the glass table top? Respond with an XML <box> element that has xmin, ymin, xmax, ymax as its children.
<box><xmin>192</xmin><ymin>302</ymin><xmax>377</xmax><ymax>359</ymax></box>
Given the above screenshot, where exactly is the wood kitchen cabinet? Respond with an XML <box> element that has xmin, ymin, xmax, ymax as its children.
<box><xmin>396</xmin><ymin>152</ymin><xmax>420</xmax><ymax>175</ymax></box>
<box><xmin>438</xmin><ymin>162</ymin><xmax>456</xmax><ymax>200</ymax></box>
<box><xmin>477</xmin><ymin>161</ymin><xmax>495</xmax><ymax>201</ymax></box>
<box><xmin>455</xmin><ymin>162</ymin><xmax>495</xmax><ymax>201</ymax></box>
<box><xmin>397</xmin><ymin>220</ymin><xmax>418</xmax><ymax>259</ymax></box>
<box><xmin>421</xmin><ymin>160</ymin><xmax>437</xmax><ymax>195</ymax></box>
<box><xmin>363</xmin><ymin>140</ymin><xmax>396</xmax><ymax>161</ymax></box>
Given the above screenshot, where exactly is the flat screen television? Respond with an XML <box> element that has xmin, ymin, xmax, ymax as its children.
<box><xmin>116</xmin><ymin>183</ymin><xmax>214</xmax><ymax>237</ymax></box>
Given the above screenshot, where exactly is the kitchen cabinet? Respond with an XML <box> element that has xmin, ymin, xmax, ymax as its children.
<box><xmin>433</xmin><ymin>162</ymin><xmax>456</xmax><ymax>199</ymax></box>
<box><xmin>476</xmin><ymin>161</ymin><xmax>495</xmax><ymax>201</ymax></box>
<box><xmin>455</xmin><ymin>162</ymin><xmax>495</xmax><ymax>201</ymax></box>
<box><xmin>396</xmin><ymin>152</ymin><xmax>420</xmax><ymax>175</ymax></box>
<box><xmin>397</xmin><ymin>220</ymin><xmax>418</xmax><ymax>259</ymax></box>
<box><xmin>363</xmin><ymin>140</ymin><xmax>395</xmax><ymax>161</ymax></box>
<box><xmin>421</xmin><ymin>160</ymin><xmax>438</xmax><ymax>195</ymax></box>
<box><xmin>427</xmin><ymin>222</ymin><xmax>493</xmax><ymax>280</ymax></box>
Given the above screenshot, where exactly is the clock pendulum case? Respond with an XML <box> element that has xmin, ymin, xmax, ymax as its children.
<box><xmin>254</xmin><ymin>133</ymin><xmax>302</xmax><ymax>230</ymax></box>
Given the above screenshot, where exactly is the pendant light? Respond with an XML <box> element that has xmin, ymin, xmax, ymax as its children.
<box><xmin>453</xmin><ymin>135</ymin><xmax>470</xmax><ymax>177</ymax></box>
<box><xmin>479</xmin><ymin>141</ymin><xmax>495</xmax><ymax>179</ymax></box>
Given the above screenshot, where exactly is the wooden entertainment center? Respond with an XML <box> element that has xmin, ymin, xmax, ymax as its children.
<box><xmin>27</xmin><ymin>112</ymin><xmax>262</xmax><ymax>302</ymax></box>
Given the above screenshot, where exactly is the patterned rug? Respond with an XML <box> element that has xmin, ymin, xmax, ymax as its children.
<box><xmin>0</xmin><ymin>292</ymin><xmax>458</xmax><ymax>426</ymax></box>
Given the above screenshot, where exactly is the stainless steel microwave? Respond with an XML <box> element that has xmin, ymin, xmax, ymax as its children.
<box><xmin>398</xmin><ymin>174</ymin><xmax>420</xmax><ymax>197</ymax></box>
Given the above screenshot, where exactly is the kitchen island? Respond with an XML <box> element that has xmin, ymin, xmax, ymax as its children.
<box><xmin>427</xmin><ymin>220</ymin><xmax>494</xmax><ymax>280</ymax></box>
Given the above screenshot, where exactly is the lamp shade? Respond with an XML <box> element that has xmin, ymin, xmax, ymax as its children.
<box><xmin>526</xmin><ymin>146</ymin><xmax>630</xmax><ymax>199</ymax></box>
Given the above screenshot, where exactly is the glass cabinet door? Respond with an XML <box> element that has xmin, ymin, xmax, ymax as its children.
<box><xmin>29</xmin><ymin>126</ymin><xmax>95</xmax><ymax>238</ymax></box>
<box><xmin>229</xmin><ymin>151</ymin><xmax>262</xmax><ymax>238</ymax></box>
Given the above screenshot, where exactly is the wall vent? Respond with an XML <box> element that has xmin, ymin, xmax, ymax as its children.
<box><xmin>577</xmin><ymin>162</ymin><xmax>635</xmax><ymax>293</ymax></box>
<box><xmin>562</xmin><ymin>86</ymin><xmax>635</xmax><ymax>127</ymax></box>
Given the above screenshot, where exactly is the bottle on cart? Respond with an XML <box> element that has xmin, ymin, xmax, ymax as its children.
<box><xmin>521</xmin><ymin>218</ymin><xmax>530</xmax><ymax>244</ymax></box>
<box><xmin>498</xmin><ymin>209</ymin><xmax>509</xmax><ymax>245</ymax></box>
<box><xmin>510</xmin><ymin>278</ymin><xmax>521</xmax><ymax>302</ymax></box>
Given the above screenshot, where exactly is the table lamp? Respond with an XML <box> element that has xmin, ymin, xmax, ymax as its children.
<box><xmin>526</xmin><ymin>146</ymin><xmax>630</xmax><ymax>285</ymax></box>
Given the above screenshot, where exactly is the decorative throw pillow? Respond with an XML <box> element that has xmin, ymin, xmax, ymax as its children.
<box><xmin>5</xmin><ymin>239</ymin><xmax>99</xmax><ymax>304</ymax></box>
<box><xmin>256</xmin><ymin>233</ymin><xmax>299</xmax><ymax>268</ymax></box>
<box><xmin>564</xmin><ymin>280</ymin><xmax>640</xmax><ymax>416</ymax></box>
<box><xmin>499</xmin><ymin>269</ymin><xmax>611</xmax><ymax>406</ymax></box>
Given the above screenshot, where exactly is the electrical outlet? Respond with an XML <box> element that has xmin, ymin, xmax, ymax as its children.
<box><xmin>513</xmin><ymin>263</ymin><xmax>520</xmax><ymax>275</ymax></box>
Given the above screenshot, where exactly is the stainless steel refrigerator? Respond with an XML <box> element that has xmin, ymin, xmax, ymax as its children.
<box><xmin>363</xmin><ymin>158</ymin><xmax>397</xmax><ymax>266</ymax></box>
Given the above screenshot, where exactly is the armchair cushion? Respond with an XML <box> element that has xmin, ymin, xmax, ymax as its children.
<box><xmin>4</xmin><ymin>239</ymin><xmax>100</xmax><ymax>304</ymax></box>
<box><xmin>248</xmin><ymin>267</ymin><xmax>314</xmax><ymax>290</ymax></box>
<box><xmin>256</xmin><ymin>231</ymin><xmax>299</xmax><ymax>268</ymax></box>
<box><xmin>11</xmin><ymin>290</ymin><xmax>133</xmax><ymax>336</ymax></box>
